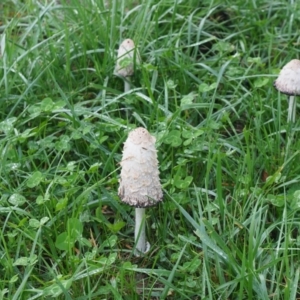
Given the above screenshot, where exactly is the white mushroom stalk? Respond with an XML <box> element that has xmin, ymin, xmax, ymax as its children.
<box><xmin>134</xmin><ymin>208</ymin><xmax>148</xmax><ymax>254</ymax></box>
<box><xmin>274</xmin><ymin>59</ymin><xmax>300</xmax><ymax>123</ymax></box>
<box><xmin>118</xmin><ymin>127</ymin><xmax>163</xmax><ymax>256</ymax></box>
<box><xmin>114</xmin><ymin>39</ymin><xmax>140</xmax><ymax>93</ymax></box>
<box><xmin>288</xmin><ymin>96</ymin><xmax>296</xmax><ymax>123</ymax></box>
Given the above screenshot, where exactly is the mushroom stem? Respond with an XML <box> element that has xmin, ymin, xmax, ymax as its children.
<box><xmin>124</xmin><ymin>78</ymin><xmax>131</xmax><ymax>93</ymax></box>
<box><xmin>287</xmin><ymin>95</ymin><xmax>296</xmax><ymax>123</ymax></box>
<box><xmin>134</xmin><ymin>207</ymin><xmax>147</xmax><ymax>256</ymax></box>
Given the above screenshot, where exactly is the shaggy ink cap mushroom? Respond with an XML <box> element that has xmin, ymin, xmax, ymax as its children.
<box><xmin>118</xmin><ymin>127</ymin><xmax>163</xmax><ymax>208</ymax></box>
<box><xmin>114</xmin><ymin>39</ymin><xmax>140</xmax><ymax>78</ymax></box>
<box><xmin>118</xmin><ymin>127</ymin><xmax>163</xmax><ymax>256</ymax></box>
<box><xmin>274</xmin><ymin>59</ymin><xmax>300</xmax><ymax>96</ymax></box>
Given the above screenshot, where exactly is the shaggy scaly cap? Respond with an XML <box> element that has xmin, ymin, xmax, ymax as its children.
<box><xmin>274</xmin><ymin>59</ymin><xmax>300</xmax><ymax>95</ymax></box>
<box><xmin>118</xmin><ymin>127</ymin><xmax>163</xmax><ymax>208</ymax></box>
<box><xmin>114</xmin><ymin>39</ymin><xmax>140</xmax><ymax>77</ymax></box>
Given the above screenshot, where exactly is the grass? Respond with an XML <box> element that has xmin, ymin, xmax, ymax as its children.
<box><xmin>1</xmin><ymin>0</ymin><xmax>300</xmax><ymax>299</ymax></box>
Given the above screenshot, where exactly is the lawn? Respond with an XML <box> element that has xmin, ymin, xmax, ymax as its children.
<box><xmin>1</xmin><ymin>0</ymin><xmax>300</xmax><ymax>299</ymax></box>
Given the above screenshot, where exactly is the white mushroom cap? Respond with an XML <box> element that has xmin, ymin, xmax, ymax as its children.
<box><xmin>114</xmin><ymin>39</ymin><xmax>140</xmax><ymax>77</ymax></box>
<box><xmin>274</xmin><ymin>59</ymin><xmax>300</xmax><ymax>95</ymax></box>
<box><xmin>118</xmin><ymin>127</ymin><xmax>163</xmax><ymax>208</ymax></box>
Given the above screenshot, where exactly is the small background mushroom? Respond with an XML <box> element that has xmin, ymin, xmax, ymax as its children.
<box><xmin>274</xmin><ymin>59</ymin><xmax>300</xmax><ymax>123</ymax></box>
<box><xmin>114</xmin><ymin>39</ymin><xmax>141</xmax><ymax>93</ymax></box>
<box><xmin>118</xmin><ymin>127</ymin><xmax>163</xmax><ymax>256</ymax></box>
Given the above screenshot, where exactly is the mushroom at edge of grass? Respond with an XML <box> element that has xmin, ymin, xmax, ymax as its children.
<box><xmin>114</xmin><ymin>39</ymin><xmax>140</xmax><ymax>93</ymax></box>
<box><xmin>274</xmin><ymin>59</ymin><xmax>300</xmax><ymax>123</ymax></box>
<box><xmin>118</xmin><ymin>127</ymin><xmax>163</xmax><ymax>256</ymax></box>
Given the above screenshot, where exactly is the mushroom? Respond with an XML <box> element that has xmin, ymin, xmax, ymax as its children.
<box><xmin>274</xmin><ymin>59</ymin><xmax>300</xmax><ymax>123</ymax></box>
<box><xmin>118</xmin><ymin>127</ymin><xmax>163</xmax><ymax>256</ymax></box>
<box><xmin>114</xmin><ymin>38</ymin><xmax>140</xmax><ymax>93</ymax></box>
